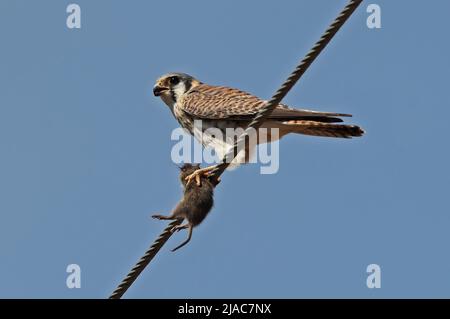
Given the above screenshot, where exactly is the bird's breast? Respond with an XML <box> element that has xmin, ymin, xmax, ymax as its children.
<box><xmin>173</xmin><ymin>105</ymin><xmax>247</xmax><ymax>139</ymax></box>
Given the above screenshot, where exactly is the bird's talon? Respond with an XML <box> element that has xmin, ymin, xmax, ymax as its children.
<box><xmin>195</xmin><ymin>174</ymin><xmax>201</xmax><ymax>186</ymax></box>
<box><xmin>184</xmin><ymin>166</ymin><xmax>219</xmax><ymax>187</ymax></box>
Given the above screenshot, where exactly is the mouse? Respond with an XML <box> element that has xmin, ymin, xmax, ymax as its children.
<box><xmin>152</xmin><ymin>163</ymin><xmax>216</xmax><ymax>252</ymax></box>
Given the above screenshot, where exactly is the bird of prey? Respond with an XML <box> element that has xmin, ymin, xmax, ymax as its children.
<box><xmin>153</xmin><ymin>72</ymin><xmax>364</xmax><ymax>184</ymax></box>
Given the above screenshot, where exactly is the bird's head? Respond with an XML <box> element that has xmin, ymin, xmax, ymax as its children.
<box><xmin>153</xmin><ymin>73</ymin><xmax>200</xmax><ymax>106</ymax></box>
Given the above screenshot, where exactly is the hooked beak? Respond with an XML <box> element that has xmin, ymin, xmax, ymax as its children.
<box><xmin>153</xmin><ymin>85</ymin><xmax>168</xmax><ymax>97</ymax></box>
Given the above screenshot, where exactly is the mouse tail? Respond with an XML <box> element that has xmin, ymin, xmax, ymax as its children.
<box><xmin>171</xmin><ymin>225</ymin><xmax>193</xmax><ymax>252</ymax></box>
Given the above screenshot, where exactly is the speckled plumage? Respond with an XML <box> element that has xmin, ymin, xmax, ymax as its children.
<box><xmin>153</xmin><ymin>73</ymin><xmax>364</xmax><ymax>164</ymax></box>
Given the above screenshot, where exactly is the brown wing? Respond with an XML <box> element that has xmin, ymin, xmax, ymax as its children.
<box><xmin>180</xmin><ymin>84</ymin><xmax>351</xmax><ymax>123</ymax></box>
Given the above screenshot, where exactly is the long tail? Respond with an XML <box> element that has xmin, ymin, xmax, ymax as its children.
<box><xmin>171</xmin><ymin>225</ymin><xmax>193</xmax><ymax>252</ymax></box>
<box><xmin>281</xmin><ymin>120</ymin><xmax>364</xmax><ymax>138</ymax></box>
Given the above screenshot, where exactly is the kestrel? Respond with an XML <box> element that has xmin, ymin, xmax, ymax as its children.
<box><xmin>153</xmin><ymin>72</ymin><xmax>364</xmax><ymax>184</ymax></box>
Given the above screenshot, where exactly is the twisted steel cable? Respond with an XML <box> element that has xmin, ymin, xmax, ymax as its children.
<box><xmin>211</xmin><ymin>0</ymin><xmax>363</xmax><ymax>177</ymax></box>
<box><xmin>109</xmin><ymin>0</ymin><xmax>363</xmax><ymax>299</ymax></box>
<box><xmin>109</xmin><ymin>219</ymin><xmax>182</xmax><ymax>299</ymax></box>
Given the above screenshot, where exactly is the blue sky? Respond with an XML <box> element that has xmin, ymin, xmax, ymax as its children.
<box><xmin>1</xmin><ymin>0</ymin><xmax>449</xmax><ymax>298</ymax></box>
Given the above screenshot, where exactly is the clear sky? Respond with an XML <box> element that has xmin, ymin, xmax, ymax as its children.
<box><xmin>1</xmin><ymin>0</ymin><xmax>449</xmax><ymax>298</ymax></box>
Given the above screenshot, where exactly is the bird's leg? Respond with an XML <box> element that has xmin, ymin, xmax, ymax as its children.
<box><xmin>185</xmin><ymin>165</ymin><xmax>220</xmax><ymax>186</ymax></box>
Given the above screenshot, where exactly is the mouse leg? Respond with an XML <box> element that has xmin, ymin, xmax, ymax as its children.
<box><xmin>152</xmin><ymin>213</ymin><xmax>181</xmax><ymax>221</ymax></box>
<box><xmin>171</xmin><ymin>223</ymin><xmax>189</xmax><ymax>232</ymax></box>
<box><xmin>171</xmin><ymin>224</ymin><xmax>193</xmax><ymax>252</ymax></box>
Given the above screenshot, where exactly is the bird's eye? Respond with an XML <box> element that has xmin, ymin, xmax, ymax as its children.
<box><xmin>169</xmin><ymin>76</ymin><xmax>179</xmax><ymax>85</ymax></box>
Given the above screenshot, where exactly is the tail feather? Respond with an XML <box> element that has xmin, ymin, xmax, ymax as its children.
<box><xmin>282</xmin><ymin>120</ymin><xmax>365</xmax><ymax>138</ymax></box>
